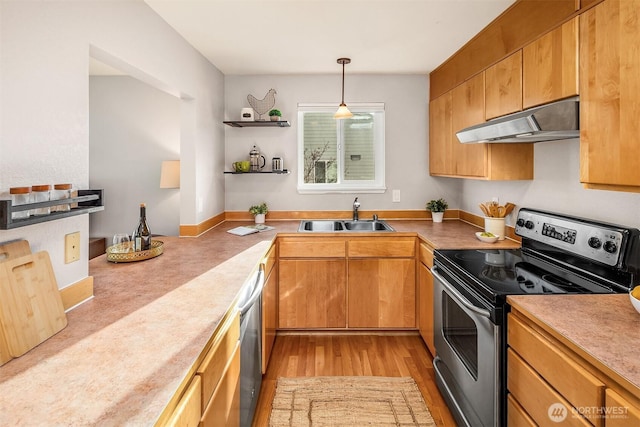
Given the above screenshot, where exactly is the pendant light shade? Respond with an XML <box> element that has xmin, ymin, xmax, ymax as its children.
<box><xmin>334</xmin><ymin>58</ymin><xmax>353</xmax><ymax>119</ymax></box>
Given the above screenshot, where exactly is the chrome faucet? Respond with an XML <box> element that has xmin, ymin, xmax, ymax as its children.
<box><xmin>353</xmin><ymin>197</ymin><xmax>360</xmax><ymax>221</ymax></box>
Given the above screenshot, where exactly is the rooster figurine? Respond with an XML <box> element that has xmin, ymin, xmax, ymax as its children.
<box><xmin>247</xmin><ymin>89</ymin><xmax>277</xmax><ymax>121</ymax></box>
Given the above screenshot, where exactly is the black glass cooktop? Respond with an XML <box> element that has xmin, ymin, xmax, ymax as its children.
<box><xmin>434</xmin><ymin>248</ymin><xmax>619</xmax><ymax>306</ymax></box>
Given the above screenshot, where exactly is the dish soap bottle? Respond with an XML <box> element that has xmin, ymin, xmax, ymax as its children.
<box><xmin>132</xmin><ymin>203</ymin><xmax>151</xmax><ymax>251</ymax></box>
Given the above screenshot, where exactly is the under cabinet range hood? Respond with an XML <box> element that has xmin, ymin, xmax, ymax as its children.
<box><xmin>456</xmin><ymin>96</ymin><xmax>580</xmax><ymax>143</ymax></box>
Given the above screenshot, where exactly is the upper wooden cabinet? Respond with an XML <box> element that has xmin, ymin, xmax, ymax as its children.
<box><xmin>451</xmin><ymin>74</ymin><xmax>487</xmax><ymax>178</ymax></box>
<box><xmin>580</xmin><ymin>0</ymin><xmax>640</xmax><ymax>192</ymax></box>
<box><xmin>428</xmin><ymin>92</ymin><xmax>453</xmax><ymax>176</ymax></box>
<box><xmin>485</xmin><ymin>51</ymin><xmax>523</xmax><ymax>120</ymax></box>
<box><xmin>429</xmin><ymin>73</ymin><xmax>534</xmax><ymax>180</ymax></box>
<box><xmin>523</xmin><ymin>17</ymin><xmax>579</xmax><ymax>109</ymax></box>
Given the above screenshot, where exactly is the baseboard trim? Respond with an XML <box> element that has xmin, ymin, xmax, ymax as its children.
<box><xmin>179</xmin><ymin>212</ymin><xmax>226</xmax><ymax>237</ymax></box>
<box><xmin>60</xmin><ymin>276</ymin><xmax>94</xmax><ymax>311</ymax></box>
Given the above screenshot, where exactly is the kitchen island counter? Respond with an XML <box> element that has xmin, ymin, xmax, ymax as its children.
<box><xmin>0</xmin><ymin>218</ymin><xmax>516</xmax><ymax>425</ymax></box>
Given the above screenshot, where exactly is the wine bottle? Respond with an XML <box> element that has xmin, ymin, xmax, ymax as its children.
<box><xmin>132</xmin><ymin>203</ymin><xmax>151</xmax><ymax>251</ymax></box>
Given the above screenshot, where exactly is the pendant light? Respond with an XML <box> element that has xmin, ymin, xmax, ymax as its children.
<box><xmin>334</xmin><ymin>58</ymin><xmax>353</xmax><ymax>119</ymax></box>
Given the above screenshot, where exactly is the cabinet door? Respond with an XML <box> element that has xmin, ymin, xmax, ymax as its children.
<box><xmin>605</xmin><ymin>388</ymin><xmax>640</xmax><ymax>427</ymax></box>
<box><xmin>580</xmin><ymin>0</ymin><xmax>640</xmax><ymax>191</ymax></box>
<box><xmin>262</xmin><ymin>264</ymin><xmax>277</xmax><ymax>374</ymax></box>
<box><xmin>523</xmin><ymin>17</ymin><xmax>578</xmax><ymax>109</ymax></box>
<box><xmin>278</xmin><ymin>259</ymin><xmax>346</xmax><ymax>328</ymax></box>
<box><xmin>165</xmin><ymin>376</ymin><xmax>202</xmax><ymax>427</ymax></box>
<box><xmin>429</xmin><ymin>92</ymin><xmax>453</xmax><ymax>175</ymax></box>
<box><xmin>418</xmin><ymin>262</ymin><xmax>435</xmax><ymax>355</ymax></box>
<box><xmin>451</xmin><ymin>73</ymin><xmax>487</xmax><ymax>177</ymax></box>
<box><xmin>485</xmin><ymin>50</ymin><xmax>523</xmax><ymax>119</ymax></box>
<box><xmin>348</xmin><ymin>258</ymin><xmax>415</xmax><ymax>328</ymax></box>
<box><xmin>201</xmin><ymin>343</ymin><xmax>240</xmax><ymax>427</ymax></box>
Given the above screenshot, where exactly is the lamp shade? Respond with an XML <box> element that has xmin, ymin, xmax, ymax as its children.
<box><xmin>160</xmin><ymin>160</ymin><xmax>180</xmax><ymax>188</ymax></box>
<box><xmin>334</xmin><ymin>104</ymin><xmax>353</xmax><ymax>119</ymax></box>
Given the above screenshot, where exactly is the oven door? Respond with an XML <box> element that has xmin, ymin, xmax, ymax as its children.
<box><xmin>432</xmin><ymin>265</ymin><xmax>501</xmax><ymax>427</ymax></box>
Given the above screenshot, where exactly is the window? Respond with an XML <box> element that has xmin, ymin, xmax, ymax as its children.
<box><xmin>297</xmin><ymin>103</ymin><xmax>385</xmax><ymax>193</ymax></box>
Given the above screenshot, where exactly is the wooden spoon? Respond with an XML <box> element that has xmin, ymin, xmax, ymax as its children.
<box><xmin>504</xmin><ymin>202</ymin><xmax>516</xmax><ymax>216</ymax></box>
<box><xmin>479</xmin><ymin>203</ymin><xmax>490</xmax><ymax>217</ymax></box>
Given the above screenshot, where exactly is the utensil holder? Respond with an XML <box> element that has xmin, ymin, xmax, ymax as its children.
<box><xmin>484</xmin><ymin>217</ymin><xmax>506</xmax><ymax>240</ymax></box>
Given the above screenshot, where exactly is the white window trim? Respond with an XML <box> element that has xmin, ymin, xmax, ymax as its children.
<box><xmin>297</xmin><ymin>103</ymin><xmax>386</xmax><ymax>194</ymax></box>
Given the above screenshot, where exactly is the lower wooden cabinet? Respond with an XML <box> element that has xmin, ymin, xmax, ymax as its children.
<box><xmin>165</xmin><ymin>376</ymin><xmax>202</xmax><ymax>427</ymax></box>
<box><xmin>508</xmin><ymin>308</ymin><xmax>640</xmax><ymax>427</ymax></box>
<box><xmin>160</xmin><ymin>311</ymin><xmax>241</xmax><ymax>427</ymax></box>
<box><xmin>348</xmin><ymin>258</ymin><xmax>416</xmax><ymax>328</ymax></box>
<box><xmin>278</xmin><ymin>259</ymin><xmax>347</xmax><ymax>328</ymax></box>
<box><xmin>201</xmin><ymin>343</ymin><xmax>241</xmax><ymax>427</ymax></box>
<box><xmin>277</xmin><ymin>236</ymin><xmax>417</xmax><ymax>330</ymax></box>
<box><xmin>262</xmin><ymin>245</ymin><xmax>277</xmax><ymax>373</ymax></box>
<box><xmin>417</xmin><ymin>262</ymin><xmax>435</xmax><ymax>355</ymax></box>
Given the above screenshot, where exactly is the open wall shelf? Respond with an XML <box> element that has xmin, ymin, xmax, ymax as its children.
<box><xmin>0</xmin><ymin>189</ymin><xmax>104</xmax><ymax>230</ymax></box>
<box><xmin>224</xmin><ymin>169</ymin><xmax>290</xmax><ymax>175</ymax></box>
<box><xmin>223</xmin><ymin>120</ymin><xmax>290</xmax><ymax>128</ymax></box>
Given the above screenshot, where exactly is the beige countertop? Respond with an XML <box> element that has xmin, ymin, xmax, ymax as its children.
<box><xmin>0</xmin><ymin>218</ymin><xmax>516</xmax><ymax>425</ymax></box>
<box><xmin>508</xmin><ymin>294</ymin><xmax>640</xmax><ymax>396</ymax></box>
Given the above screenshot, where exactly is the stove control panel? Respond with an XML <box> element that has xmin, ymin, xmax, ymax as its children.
<box><xmin>516</xmin><ymin>209</ymin><xmax>624</xmax><ymax>266</ymax></box>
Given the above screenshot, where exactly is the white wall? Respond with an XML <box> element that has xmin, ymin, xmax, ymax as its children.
<box><xmin>0</xmin><ymin>1</ymin><xmax>224</xmax><ymax>289</ymax></box>
<box><xmin>224</xmin><ymin>74</ymin><xmax>460</xmax><ymax>215</ymax></box>
<box><xmin>89</xmin><ymin>76</ymin><xmax>181</xmax><ymax>239</ymax></box>
<box><xmin>458</xmin><ymin>139</ymin><xmax>640</xmax><ymax>228</ymax></box>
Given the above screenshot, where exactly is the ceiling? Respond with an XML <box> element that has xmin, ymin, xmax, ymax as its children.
<box><xmin>143</xmin><ymin>0</ymin><xmax>516</xmax><ymax>75</ymax></box>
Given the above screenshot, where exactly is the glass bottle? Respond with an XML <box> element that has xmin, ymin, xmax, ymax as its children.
<box><xmin>51</xmin><ymin>183</ymin><xmax>72</xmax><ymax>212</ymax></box>
<box><xmin>31</xmin><ymin>185</ymin><xmax>51</xmax><ymax>216</ymax></box>
<box><xmin>132</xmin><ymin>203</ymin><xmax>151</xmax><ymax>251</ymax></box>
<box><xmin>9</xmin><ymin>187</ymin><xmax>31</xmax><ymax>219</ymax></box>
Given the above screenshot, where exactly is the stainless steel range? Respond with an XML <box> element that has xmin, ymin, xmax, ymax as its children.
<box><xmin>432</xmin><ymin>208</ymin><xmax>640</xmax><ymax>427</ymax></box>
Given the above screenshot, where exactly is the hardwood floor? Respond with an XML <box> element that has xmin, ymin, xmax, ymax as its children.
<box><xmin>252</xmin><ymin>333</ymin><xmax>457</xmax><ymax>426</ymax></box>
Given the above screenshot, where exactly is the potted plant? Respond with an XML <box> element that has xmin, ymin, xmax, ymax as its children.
<box><xmin>268</xmin><ymin>109</ymin><xmax>282</xmax><ymax>122</ymax></box>
<box><xmin>249</xmin><ymin>202</ymin><xmax>268</xmax><ymax>224</ymax></box>
<box><xmin>426</xmin><ymin>198</ymin><xmax>448</xmax><ymax>223</ymax></box>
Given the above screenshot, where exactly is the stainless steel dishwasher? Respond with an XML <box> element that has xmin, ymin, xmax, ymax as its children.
<box><xmin>237</xmin><ymin>265</ymin><xmax>264</xmax><ymax>427</ymax></box>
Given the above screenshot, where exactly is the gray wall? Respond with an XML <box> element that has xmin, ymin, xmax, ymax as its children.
<box><xmin>224</xmin><ymin>74</ymin><xmax>460</xmax><ymax>215</ymax></box>
<box><xmin>89</xmin><ymin>76</ymin><xmax>181</xmax><ymax>240</ymax></box>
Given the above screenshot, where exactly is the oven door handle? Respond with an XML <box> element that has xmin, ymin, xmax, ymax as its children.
<box><xmin>432</xmin><ymin>267</ymin><xmax>492</xmax><ymax>319</ymax></box>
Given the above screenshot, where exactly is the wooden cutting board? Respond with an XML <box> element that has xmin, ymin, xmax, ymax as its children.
<box><xmin>0</xmin><ymin>240</ymin><xmax>32</xmax><ymax>365</ymax></box>
<box><xmin>0</xmin><ymin>251</ymin><xmax>67</xmax><ymax>357</ymax></box>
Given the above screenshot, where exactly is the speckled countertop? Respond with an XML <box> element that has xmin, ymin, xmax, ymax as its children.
<box><xmin>0</xmin><ymin>218</ymin><xmax>516</xmax><ymax>425</ymax></box>
<box><xmin>508</xmin><ymin>294</ymin><xmax>640</xmax><ymax>396</ymax></box>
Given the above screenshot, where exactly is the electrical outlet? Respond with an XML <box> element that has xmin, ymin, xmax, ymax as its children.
<box><xmin>65</xmin><ymin>232</ymin><xmax>80</xmax><ymax>264</ymax></box>
<box><xmin>392</xmin><ymin>189</ymin><xmax>401</xmax><ymax>203</ymax></box>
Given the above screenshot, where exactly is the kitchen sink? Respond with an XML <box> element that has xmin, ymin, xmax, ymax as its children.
<box><xmin>298</xmin><ymin>219</ymin><xmax>394</xmax><ymax>232</ymax></box>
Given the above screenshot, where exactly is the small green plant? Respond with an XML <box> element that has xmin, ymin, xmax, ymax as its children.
<box><xmin>268</xmin><ymin>109</ymin><xmax>282</xmax><ymax>117</ymax></box>
<box><xmin>249</xmin><ymin>202</ymin><xmax>268</xmax><ymax>215</ymax></box>
<box><xmin>426</xmin><ymin>198</ymin><xmax>448</xmax><ymax>212</ymax></box>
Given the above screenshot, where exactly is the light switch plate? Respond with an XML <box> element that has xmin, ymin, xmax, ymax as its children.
<box><xmin>392</xmin><ymin>189</ymin><xmax>401</xmax><ymax>203</ymax></box>
<box><xmin>65</xmin><ymin>232</ymin><xmax>80</xmax><ymax>264</ymax></box>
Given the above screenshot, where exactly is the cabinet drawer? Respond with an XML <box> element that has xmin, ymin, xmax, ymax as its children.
<box><xmin>197</xmin><ymin>312</ymin><xmax>240</xmax><ymax>409</ymax></box>
<box><xmin>164</xmin><ymin>375</ymin><xmax>202</xmax><ymax>427</ymax></box>
<box><xmin>508</xmin><ymin>313</ymin><xmax>604</xmax><ymax>418</ymax></box>
<box><xmin>201</xmin><ymin>343</ymin><xmax>241</xmax><ymax>427</ymax></box>
<box><xmin>605</xmin><ymin>388</ymin><xmax>640</xmax><ymax>427</ymax></box>
<box><xmin>507</xmin><ymin>393</ymin><xmax>536</xmax><ymax>427</ymax></box>
<box><xmin>279</xmin><ymin>238</ymin><xmax>346</xmax><ymax>258</ymax></box>
<box><xmin>418</xmin><ymin>242</ymin><xmax>434</xmax><ymax>268</ymax></box>
<box><xmin>507</xmin><ymin>349</ymin><xmax>591</xmax><ymax>427</ymax></box>
<box><xmin>348</xmin><ymin>238</ymin><xmax>415</xmax><ymax>258</ymax></box>
<box><xmin>263</xmin><ymin>243</ymin><xmax>276</xmax><ymax>276</ymax></box>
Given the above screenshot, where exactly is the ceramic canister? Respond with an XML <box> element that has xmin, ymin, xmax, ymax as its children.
<box><xmin>240</xmin><ymin>108</ymin><xmax>254</xmax><ymax>121</ymax></box>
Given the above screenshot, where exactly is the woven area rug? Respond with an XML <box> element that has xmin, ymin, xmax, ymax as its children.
<box><xmin>269</xmin><ymin>376</ymin><xmax>436</xmax><ymax>426</ymax></box>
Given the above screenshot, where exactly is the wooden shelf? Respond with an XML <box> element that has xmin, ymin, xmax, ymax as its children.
<box><xmin>0</xmin><ymin>190</ymin><xmax>104</xmax><ymax>230</ymax></box>
<box><xmin>224</xmin><ymin>169</ymin><xmax>290</xmax><ymax>175</ymax></box>
<box><xmin>223</xmin><ymin>120</ymin><xmax>290</xmax><ymax>128</ymax></box>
